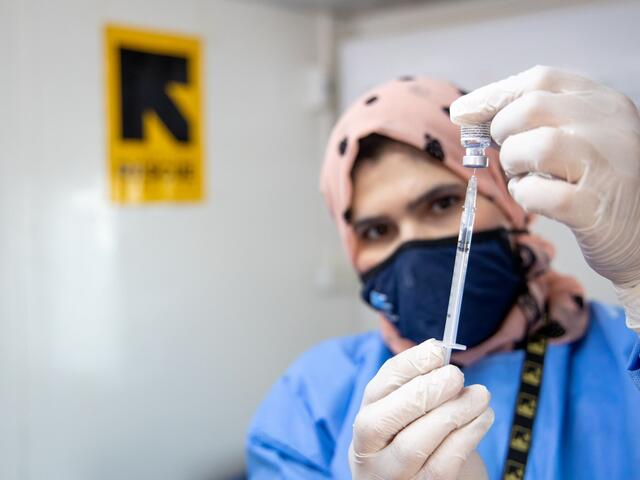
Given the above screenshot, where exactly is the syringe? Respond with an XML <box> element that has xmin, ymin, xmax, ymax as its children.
<box><xmin>438</xmin><ymin>123</ymin><xmax>492</xmax><ymax>364</ymax></box>
<box><xmin>440</xmin><ymin>174</ymin><xmax>476</xmax><ymax>364</ymax></box>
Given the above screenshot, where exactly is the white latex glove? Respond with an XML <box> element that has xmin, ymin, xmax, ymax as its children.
<box><xmin>450</xmin><ymin>65</ymin><xmax>640</xmax><ymax>334</ymax></box>
<box><xmin>350</xmin><ymin>339</ymin><xmax>494</xmax><ymax>479</ymax></box>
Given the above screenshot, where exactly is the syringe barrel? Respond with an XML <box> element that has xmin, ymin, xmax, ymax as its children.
<box><xmin>457</xmin><ymin>175</ymin><xmax>478</xmax><ymax>248</ymax></box>
<box><xmin>441</xmin><ymin>175</ymin><xmax>478</xmax><ymax>364</ymax></box>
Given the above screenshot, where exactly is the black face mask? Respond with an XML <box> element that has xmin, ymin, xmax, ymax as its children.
<box><xmin>360</xmin><ymin>228</ymin><xmax>525</xmax><ymax>348</ymax></box>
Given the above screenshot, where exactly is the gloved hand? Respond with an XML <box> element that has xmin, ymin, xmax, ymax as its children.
<box><xmin>349</xmin><ymin>339</ymin><xmax>494</xmax><ymax>479</ymax></box>
<box><xmin>450</xmin><ymin>65</ymin><xmax>640</xmax><ymax>334</ymax></box>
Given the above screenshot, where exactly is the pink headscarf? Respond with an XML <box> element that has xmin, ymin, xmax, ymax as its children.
<box><xmin>320</xmin><ymin>76</ymin><xmax>588</xmax><ymax>363</ymax></box>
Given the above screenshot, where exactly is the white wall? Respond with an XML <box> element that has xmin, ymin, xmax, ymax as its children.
<box><xmin>0</xmin><ymin>2</ymin><xmax>33</xmax><ymax>478</ymax></box>
<box><xmin>338</xmin><ymin>0</ymin><xmax>640</xmax><ymax>318</ymax></box>
<box><xmin>0</xmin><ymin>1</ymin><xmax>359</xmax><ymax>479</ymax></box>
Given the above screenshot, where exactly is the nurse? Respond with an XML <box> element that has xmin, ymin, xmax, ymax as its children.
<box><xmin>246</xmin><ymin>66</ymin><xmax>640</xmax><ymax>479</ymax></box>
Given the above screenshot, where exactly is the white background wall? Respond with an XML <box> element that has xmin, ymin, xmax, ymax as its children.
<box><xmin>0</xmin><ymin>1</ymin><xmax>358</xmax><ymax>479</ymax></box>
<box><xmin>338</xmin><ymin>0</ymin><xmax>640</xmax><ymax>325</ymax></box>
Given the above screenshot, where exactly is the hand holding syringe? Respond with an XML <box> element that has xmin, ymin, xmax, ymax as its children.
<box><xmin>437</xmin><ymin>123</ymin><xmax>492</xmax><ymax>364</ymax></box>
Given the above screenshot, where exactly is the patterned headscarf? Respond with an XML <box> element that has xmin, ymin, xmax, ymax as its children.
<box><xmin>320</xmin><ymin>76</ymin><xmax>588</xmax><ymax>363</ymax></box>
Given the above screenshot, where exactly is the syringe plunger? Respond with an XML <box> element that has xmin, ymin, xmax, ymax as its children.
<box><xmin>460</xmin><ymin>123</ymin><xmax>491</xmax><ymax>168</ymax></box>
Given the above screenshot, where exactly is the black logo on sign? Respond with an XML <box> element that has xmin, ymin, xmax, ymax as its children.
<box><xmin>119</xmin><ymin>48</ymin><xmax>190</xmax><ymax>142</ymax></box>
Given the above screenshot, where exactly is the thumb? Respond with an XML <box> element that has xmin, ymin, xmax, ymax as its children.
<box><xmin>458</xmin><ymin>451</ymin><xmax>489</xmax><ymax>480</ymax></box>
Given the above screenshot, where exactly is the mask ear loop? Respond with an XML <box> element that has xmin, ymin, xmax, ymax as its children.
<box><xmin>507</xmin><ymin>229</ymin><xmax>539</xmax><ymax>343</ymax></box>
<box><xmin>516</xmin><ymin>243</ymin><xmax>537</xmax><ymax>276</ymax></box>
<box><xmin>495</xmin><ymin>228</ymin><xmax>531</xmax><ymax>276</ymax></box>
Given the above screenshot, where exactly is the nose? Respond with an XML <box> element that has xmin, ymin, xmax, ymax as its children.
<box><xmin>398</xmin><ymin>217</ymin><xmax>443</xmax><ymax>243</ymax></box>
<box><xmin>398</xmin><ymin>219</ymin><xmax>423</xmax><ymax>243</ymax></box>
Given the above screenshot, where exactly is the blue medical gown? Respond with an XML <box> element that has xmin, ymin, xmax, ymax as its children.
<box><xmin>246</xmin><ymin>302</ymin><xmax>640</xmax><ymax>479</ymax></box>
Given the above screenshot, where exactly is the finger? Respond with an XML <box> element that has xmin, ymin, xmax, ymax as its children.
<box><xmin>353</xmin><ymin>365</ymin><xmax>463</xmax><ymax>454</ymax></box>
<box><xmin>450</xmin><ymin>65</ymin><xmax>597</xmax><ymax>125</ymax></box>
<box><xmin>490</xmin><ymin>90</ymin><xmax>571</xmax><ymax>145</ymax></box>
<box><xmin>362</xmin><ymin>338</ymin><xmax>445</xmax><ymax>406</ymax></box>
<box><xmin>381</xmin><ymin>385</ymin><xmax>491</xmax><ymax>474</ymax></box>
<box><xmin>508</xmin><ymin>175</ymin><xmax>598</xmax><ymax>229</ymax></box>
<box><xmin>500</xmin><ymin>127</ymin><xmax>588</xmax><ymax>183</ymax></box>
<box><xmin>416</xmin><ymin>408</ymin><xmax>495</xmax><ymax>480</ymax></box>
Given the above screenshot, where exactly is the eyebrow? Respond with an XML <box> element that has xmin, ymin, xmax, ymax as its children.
<box><xmin>350</xmin><ymin>183</ymin><xmax>465</xmax><ymax>230</ymax></box>
<box><xmin>406</xmin><ymin>183</ymin><xmax>465</xmax><ymax>212</ymax></box>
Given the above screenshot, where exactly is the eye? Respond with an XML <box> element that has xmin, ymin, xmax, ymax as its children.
<box><xmin>431</xmin><ymin>195</ymin><xmax>462</xmax><ymax>214</ymax></box>
<box><xmin>359</xmin><ymin>223</ymin><xmax>391</xmax><ymax>242</ymax></box>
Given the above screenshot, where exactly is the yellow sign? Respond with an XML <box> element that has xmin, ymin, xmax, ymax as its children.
<box><xmin>105</xmin><ymin>25</ymin><xmax>204</xmax><ymax>203</ymax></box>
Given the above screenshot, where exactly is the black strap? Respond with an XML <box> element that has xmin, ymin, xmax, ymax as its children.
<box><xmin>501</xmin><ymin>324</ymin><xmax>548</xmax><ymax>480</ymax></box>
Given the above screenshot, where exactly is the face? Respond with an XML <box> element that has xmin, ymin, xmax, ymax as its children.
<box><xmin>350</xmin><ymin>143</ymin><xmax>510</xmax><ymax>273</ymax></box>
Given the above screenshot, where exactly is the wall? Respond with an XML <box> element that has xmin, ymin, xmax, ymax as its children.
<box><xmin>0</xmin><ymin>1</ymin><xmax>32</xmax><ymax>478</ymax></box>
<box><xmin>0</xmin><ymin>1</ymin><xmax>358</xmax><ymax>478</ymax></box>
<box><xmin>337</xmin><ymin>0</ymin><xmax>640</xmax><ymax>330</ymax></box>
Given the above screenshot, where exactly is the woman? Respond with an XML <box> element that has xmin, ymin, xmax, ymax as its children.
<box><xmin>246</xmin><ymin>66</ymin><xmax>640</xmax><ymax>479</ymax></box>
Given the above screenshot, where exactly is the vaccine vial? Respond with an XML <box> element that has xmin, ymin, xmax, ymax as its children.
<box><xmin>460</xmin><ymin>123</ymin><xmax>491</xmax><ymax>168</ymax></box>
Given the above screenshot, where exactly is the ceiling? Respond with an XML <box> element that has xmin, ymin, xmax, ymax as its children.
<box><xmin>239</xmin><ymin>0</ymin><xmax>437</xmax><ymax>14</ymax></box>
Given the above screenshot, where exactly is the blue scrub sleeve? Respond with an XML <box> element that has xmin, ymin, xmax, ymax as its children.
<box><xmin>246</xmin><ymin>376</ymin><xmax>334</xmax><ymax>480</ymax></box>
<box><xmin>627</xmin><ymin>337</ymin><xmax>640</xmax><ymax>389</ymax></box>
<box><xmin>588</xmin><ymin>303</ymin><xmax>640</xmax><ymax>390</ymax></box>
<box><xmin>246</xmin><ymin>434</ymin><xmax>332</xmax><ymax>479</ymax></box>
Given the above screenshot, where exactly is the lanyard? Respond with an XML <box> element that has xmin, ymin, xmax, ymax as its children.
<box><xmin>501</xmin><ymin>326</ymin><xmax>548</xmax><ymax>480</ymax></box>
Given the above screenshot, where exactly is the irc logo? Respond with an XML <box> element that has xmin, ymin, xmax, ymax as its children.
<box><xmin>120</xmin><ymin>49</ymin><xmax>190</xmax><ymax>143</ymax></box>
<box><xmin>106</xmin><ymin>25</ymin><xmax>204</xmax><ymax>203</ymax></box>
<box><xmin>522</xmin><ymin>361</ymin><xmax>542</xmax><ymax>386</ymax></box>
<box><xmin>526</xmin><ymin>336</ymin><xmax>546</xmax><ymax>356</ymax></box>
<box><xmin>504</xmin><ymin>460</ymin><xmax>525</xmax><ymax>480</ymax></box>
<box><xmin>516</xmin><ymin>392</ymin><xmax>537</xmax><ymax>418</ymax></box>
<box><xmin>510</xmin><ymin>425</ymin><xmax>532</xmax><ymax>453</ymax></box>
